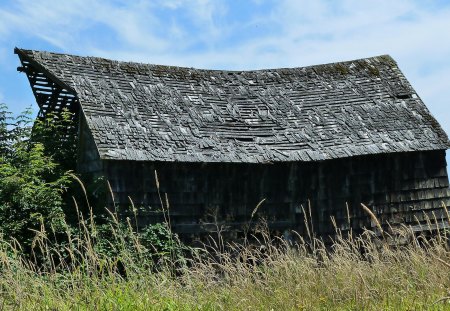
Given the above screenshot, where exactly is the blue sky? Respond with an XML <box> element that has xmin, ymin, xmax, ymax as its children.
<box><xmin>0</xmin><ymin>0</ymin><xmax>449</xmax><ymax>140</ymax></box>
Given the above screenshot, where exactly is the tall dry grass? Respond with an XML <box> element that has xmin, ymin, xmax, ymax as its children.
<box><xmin>0</xmin><ymin>179</ymin><xmax>450</xmax><ymax>310</ymax></box>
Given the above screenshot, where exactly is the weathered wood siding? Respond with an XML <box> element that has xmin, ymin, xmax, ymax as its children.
<box><xmin>77</xmin><ymin>115</ymin><xmax>103</xmax><ymax>175</ymax></box>
<box><xmin>99</xmin><ymin>150</ymin><xmax>450</xmax><ymax>237</ymax></box>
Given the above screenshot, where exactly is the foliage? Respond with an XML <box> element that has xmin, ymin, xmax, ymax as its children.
<box><xmin>0</xmin><ymin>104</ymin><xmax>72</xmax><ymax>250</ymax></box>
<box><xmin>0</xmin><ymin>104</ymin><xmax>182</xmax><ymax>264</ymax></box>
<box><xmin>0</xmin><ymin>103</ymin><xmax>32</xmax><ymax>157</ymax></box>
<box><xmin>139</xmin><ymin>223</ymin><xmax>179</xmax><ymax>256</ymax></box>
<box><xmin>31</xmin><ymin>109</ymin><xmax>78</xmax><ymax>172</ymax></box>
<box><xmin>92</xmin><ymin>219</ymin><xmax>187</xmax><ymax>269</ymax></box>
<box><xmin>0</xmin><ymin>218</ymin><xmax>449</xmax><ymax>310</ymax></box>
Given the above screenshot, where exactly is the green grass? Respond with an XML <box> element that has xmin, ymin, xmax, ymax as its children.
<box><xmin>1</xmin><ymin>173</ymin><xmax>450</xmax><ymax>310</ymax></box>
<box><xmin>1</xmin><ymin>217</ymin><xmax>450</xmax><ymax>311</ymax></box>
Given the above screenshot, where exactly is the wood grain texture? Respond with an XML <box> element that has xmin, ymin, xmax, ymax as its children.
<box><xmin>16</xmin><ymin>48</ymin><xmax>450</xmax><ymax>163</ymax></box>
<box><xmin>104</xmin><ymin>151</ymin><xmax>450</xmax><ymax>236</ymax></box>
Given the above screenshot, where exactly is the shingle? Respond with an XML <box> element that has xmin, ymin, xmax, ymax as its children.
<box><xmin>16</xmin><ymin>49</ymin><xmax>450</xmax><ymax>163</ymax></box>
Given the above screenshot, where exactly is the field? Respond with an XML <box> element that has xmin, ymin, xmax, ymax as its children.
<box><xmin>1</xmin><ymin>209</ymin><xmax>450</xmax><ymax>311</ymax></box>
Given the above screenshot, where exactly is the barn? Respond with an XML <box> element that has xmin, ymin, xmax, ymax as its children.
<box><xmin>15</xmin><ymin>48</ymin><xmax>450</xmax><ymax>238</ymax></box>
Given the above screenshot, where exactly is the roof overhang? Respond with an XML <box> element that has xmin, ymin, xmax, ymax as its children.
<box><xmin>15</xmin><ymin>47</ymin><xmax>79</xmax><ymax>120</ymax></box>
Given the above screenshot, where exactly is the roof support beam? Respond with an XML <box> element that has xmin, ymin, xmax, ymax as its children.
<box><xmin>16</xmin><ymin>54</ymin><xmax>79</xmax><ymax>122</ymax></box>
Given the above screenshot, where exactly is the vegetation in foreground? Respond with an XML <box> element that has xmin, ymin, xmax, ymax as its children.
<box><xmin>0</xmin><ymin>217</ymin><xmax>450</xmax><ymax>310</ymax></box>
<box><xmin>1</xmin><ymin>104</ymin><xmax>450</xmax><ymax>310</ymax></box>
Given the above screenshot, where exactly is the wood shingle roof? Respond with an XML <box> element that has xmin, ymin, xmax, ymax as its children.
<box><xmin>16</xmin><ymin>48</ymin><xmax>450</xmax><ymax>163</ymax></box>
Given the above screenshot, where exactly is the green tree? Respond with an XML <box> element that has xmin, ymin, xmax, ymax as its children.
<box><xmin>0</xmin><ymin>104</ymin><xmax>185</xmax><ymax>264</ymax></box>
<box><xmin>31</xmin><ymin>109</ymin><xmax>78</xmax><ymax>172</ymax></box>
<box><xmin>0</xmin><ymin>104</ymin><xmax>72</xmax><ymax>249</ymax></box>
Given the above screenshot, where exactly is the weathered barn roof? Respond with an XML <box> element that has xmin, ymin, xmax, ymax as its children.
<box><xmin>16</xmin><ymin>48</ymin><xmax>450</xmax><ymax>163</ymax></box>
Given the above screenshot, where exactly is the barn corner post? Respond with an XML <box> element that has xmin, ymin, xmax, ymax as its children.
<box><xmin>15</xmin><ymin>48</ymin><xmax>450</xmax><ymax>241</ymax></box>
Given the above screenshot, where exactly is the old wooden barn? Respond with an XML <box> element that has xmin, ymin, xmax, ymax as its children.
<box><xmin>15</xmin><ymin>48</ymin><xmax>450</xmax><ymax>238</ymax></box>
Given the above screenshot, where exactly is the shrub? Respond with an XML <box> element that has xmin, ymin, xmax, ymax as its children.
<box><xmin>0</xmin><ymin>104</ymin><xmax>183</xmax><ymax>264</ymax></box>
<box><xmin>0</xmin><ymin>104</ymin><xmax>72</xmax><ymax>250</ymax></box>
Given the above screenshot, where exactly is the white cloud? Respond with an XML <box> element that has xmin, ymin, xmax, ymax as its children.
<box><xmin>231</xmin><ymin>0</ymin><xmax>450</xmax><ymax>131</ymax></box>
<box><xmin>1</xmin><ymin>0</ymin><xmax>449</xmax><ymax>67</ymax></box>
<box><xmin>0</xmin><ymin>0</ymin><xmax>166</xmax><ymax>51</ymax></box>
<box><xmin>1</xmin><ymin>0</ymin><xmax>449</xmax><ymax>131</ymax></box>
<box><xmin>0</xmin><ymin>0</ymin><xmax>231</xmax><ymax>55</ymax></box>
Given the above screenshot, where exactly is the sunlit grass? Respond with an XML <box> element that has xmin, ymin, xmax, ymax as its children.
<box><xmin>1</xmin><ymin>204</ymin><xmax>450</xmax><ymax>311</ymax></box>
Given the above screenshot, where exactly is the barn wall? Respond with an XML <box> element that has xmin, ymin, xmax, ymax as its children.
<box><xmin>77</xmin><ymin>114</ymin><xmax>103</xmax><ymax>175</ymax></box>
<box><xmin>100</xmin><ymin>150</ymin><xmax>450</xmax><ymax>238</ymax></box>
<box><xmin>315</xmin><ymin>149</ymin><xmax>450</xmax><ymax>234</ymax></box>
